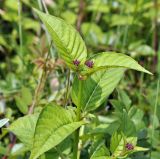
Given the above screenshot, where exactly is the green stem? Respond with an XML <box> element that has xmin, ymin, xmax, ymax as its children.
<box><xmin>55</xmin><ymin>147</ymin><xmax>66</xmax><ymax>159</ymax></box>
<box><xmin>73</xmin><ymin>81</ymin><xmax>82</xmax><ymax>159</ymax></box>
<box><xmin>73</xmin><ymin>128</ymin><xmax>80</xmax><ymax>159</ymax></box>
<box><xmin>18</xmin><ymin>0</ymin><xmax>23</xmax><ymax>57</ymax></box>
<box><xmin>138</xmin><ymin>72</ymin><xmax>144</xmax><ymax>104</ymax></box>
<box><xmin>38</xmin><ymin>0</ymin><xmax>43</xmax><ymax>10</ymax></box>
<box><xmin>73</xmin><ymin>109</ymin><xmax>81</xmax><ymax>159</ymax></box>
<box><xmin>41</xmin><ymin>0</ymin><xmax>49</xmax><ymax>14</ymax></box>
<box><xmin>150</xmin><ymin>79</ymin><xmax>160</xmax><ymax>157</ymax></box>
<box><xmin>64</xmin><ymin>69</ymin><xmax>71</xmax><ymax>108</ymax></box>
<box><xmin>37</xmin><ymin>0</ymin><xmax>55</xmax><ymax>57</ymax></box>
<box><xmin>122</xmin><ymin>0</ymin><xmax>138</xmax><ymax>52</ymax></box>
<box><xmin>85</xmin><ymin>0</ymin><xmax>101</xmax><ymax>36</ymax></box>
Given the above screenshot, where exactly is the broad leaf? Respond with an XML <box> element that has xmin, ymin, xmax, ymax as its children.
<box><xmin>34</xmin><ymin>8</ymin><xmax>87</xmax><ymax>70</ymax></box>
<box><xmin>81</xmin><ymin>52</ymin><xmax>152</xmax><ymax>75</ymax></box>
<box><xmin>8</xmin><ymin>113</ymin><xmax>39</xmax><ymax>149</ymax></box>
<box><xmin>110</xmin><ymin>132</ymin><xmax>124</xmax><ymax>156</ymax></box>
<box><xmin>21</xmin><ymin>87</ymin><xmax>32</xmax><ymax>106</ymax></box>
<box><xmin>118</xmin><ymin>110</ymin><xmax>136</xmax><ymax>137</ymax></box>
<box><xmin>71</xmin><ymin>68</ymin><xmax>125</xmax><ymax>112</ymax></box>
<box><xmin>118</xmin><ymin>89</ymin><xmax>131</xmax><ymax>111</ymax></box>
<box><xmin>90</xmin><ymin>144</ymin><xmax>110</xmax><ymax>159</ymax></box>
<box><xmin>89</xmin><ymin>122</ymin><xmax>120</xmax><ymax>135</ymax></box>
<box><xmin>110</xmin><ymin>99</ymin><xmax>124</xmax><ymax>112</ymax></box>
<box><xmin>0</xmin><ymin>118</ymin><xmax>9</xmax><ymax>128</ymax></box>
<box><xmin>15</xmin><ymin>87</ymin><xmax>32</xmax><ymax>114</ymax></box>
<box><xmin>15</xmin><ymin>96</ymin><xmax>28</xmax><ymax>114</ymax></box>
<box><xmin>110</xmin><ymin>133</ymin><xmax>148</xmax><ymax>158</ymax></box>
<box><xmin>30</xmin><ymin>104</ymin><xmax>85</xmax><ymax>159</ymax></box>
<box><xmin>123</xmin><ymin>137</ymin><xmax>148</xmax><ymax>157</ymax></box>
<box><xmin>40</xmin><ymin>137</ymin><xmax>72</xmax><ymax>159</ymax></box>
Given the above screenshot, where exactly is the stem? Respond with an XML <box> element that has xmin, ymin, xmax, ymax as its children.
<box><xmin>37</xmin><ymin>0</ymin><xmax>55</xmax><ymax>57</ymax></box>
<box><xmin>73</xmin><ymin>109</ymin><xmax>81</xmax><ymax>159</ymax></box>
<box><xmin>64</xmin><ymin>70</ymin><xmax>71</xmax><ymax>108</ymax></box>
<box><xmin>38</xmin><ymin>0</ymin><xmax>43</xmax><ymax>10</ymax></box>
<box><xmin>18</xmin><ymin>0</ymin><xmax>23</xmax><ymax>57</ymax></box>
<box><xmin>73</xmin><ymin>81</ymin><xmax>82</xmax><ymax>159</ymax></box>
<box><xmin>150</xmin><ymin>79</ymin><xmax>160</xmax><ymax>157</ymax></box>
<box><xmin>2</xmin><ymin>135</ymin><xmax>16</xmax><ymax>159</ymax></box>
<box><xmin>55</xmin><ymin>147</ymin><xmax>66</xmax><ymax>159</ymax></box>
<box><xmin>28</xmin><ymin>42</ymin><xmax>52</xmax><ymax>114</ymax></box>
<box><xmin>76</xmin><ymin>0</ymin><xmax>85</xmax><ymax>33</ymax></box>
<box><xmin>85</xmin><ymin>0</ymin><xmax>101</xmax><ymax>36</ymax></box>
<box><xmin>41</xmin><ymin>0</ymin><xmax>49</xmax><ymax>14</ymax></box>
<box><xmin>138</xmin><ymin>72</ymin><xmax>144</xmax><ymax>104</ymax></box>
<box><xmin>122</xmin><ymin>0</ymin><xmax>138</xmax><ymax>51</ymax></box>
<box><xmin>77</xmin><ymin>125</ymin><xmax>84</xmax><ymax>158</ymax></box>
<box><xmin>152</xmin><ymin>0</ymin><xmax>159</xmax><ymax>73</ymax></box>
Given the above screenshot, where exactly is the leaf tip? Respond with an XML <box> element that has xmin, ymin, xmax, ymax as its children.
<box><xmin>143</xmin><ymin>69</ymin><xmax>153</xmax><ymax>75</ymax></box>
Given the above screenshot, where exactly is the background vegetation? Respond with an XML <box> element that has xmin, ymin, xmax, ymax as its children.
<box><xmin>0</xmin><ymin>0</ymin><xmax>160</xmax><ymax>159</ymax></box>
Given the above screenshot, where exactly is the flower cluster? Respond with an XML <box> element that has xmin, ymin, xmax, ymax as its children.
<box><xmin>125</xmin><ymin>143</ymin><xmax>134</xmax><ymax>150</ymax></box>
<box><xmin>73</xmin><ymin>59</ymin><xmax>94</xmax><ymax>68</ymax></box>
<box><xmin>73</xmin><ymin>59</ymin><xmax>80</xmax><ymax>66</ymax></box>
<box><xmin>85</xmin><ymin>60</ymin><xmax>94</xmax><ymax>68</ymax></box>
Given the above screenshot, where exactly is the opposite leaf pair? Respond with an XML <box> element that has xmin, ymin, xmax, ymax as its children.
<box><xmin>8</xmin><ymin>8</ymin><xmax>152</xmax><ymax>159</ymax></box>
<box><xmin>33</xmin><ymin>8</ymin><xmax>152</xmax><ymax>79</ymax></box>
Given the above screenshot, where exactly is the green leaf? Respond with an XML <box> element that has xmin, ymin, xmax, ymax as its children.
<box><xmin>90</xmin><ymin>144</ymin><xmax>110</xmax><ymax>159</ymax></box>
<box><xmin>8</xmin><ymin>113</ymin><xmax>39</xmax><ymax>149</ymax></box>
<box><xmin>33</xmin><ymin>8</ymin><xmax>87</xmax><ymax>70</ymax></box>
<box><xmin>89</xmin><ymin>122</ymin><xmax>120</xmax><ymax>135</ymax></box>
<box><xmin>15</xmin><ymin>87</ymin><xmax>32</xmax><ymax>114</ymax></box>
<box><xmin>110</xmin><ymin>99</ymin><xmax>124</xmax><ymax>112</ymax></box>
<box><xmin>118</xmin><ymin>90</ymin><xmax>131</xmax><ymax>111</ymax></box>
<box><xmin>40</xmin><ymin>149</ymin><xmax>59</xmax><ymax>159</ymax></box>
<box><xmin>21</xmin><ymin>87</ymin><xmax>32</xmax><ymax>106</ymax></box>
<box><xmin>133</xmin><ymin>146</ymin><xmax>149</xmax><ymax>152</ymax></box>
<box><xmin>71</xmin><ymin>68</ymin><xmax>125</xmax><ymax>112</ymax></box>
<box><xmin>110</xmin><ymin>132</ymin><xmax>148</xmax><ymax>158</ymax></box>
<box><xmin>122</xmin><ymin>137</ymin><xmax>148</xmax><ymax>157</ymax></box>
<box><xmin>0</xmin><ymin>118</ymin><xmax>9</xmax><ymax>128</ymax></box>
<box><xmin>118</xmin><ymin>110</ymin><xmax>136</xmax><ymax>137</ymax></box>
<box><xmin>110</xmin><ymin>132</ymin><xmax>124</xmax><ymax>157</ymax></box>
<box><xmin>81</xmin><ymin>52</ymin><xmax>152</xmax><ymax>75</ymax></box>
<box><xmin>40</xmin><ymin>137</ymin><xmax>72</xmax><ymax>159</ymax></box>
<box><xmin>15</xmin><ymin>96</ymin><xmax>28</xmax><ymax>114</ymax></box>
<box><xmin>10</xmin><ymin>143</ymin><xmax>28</xmax><ymax>157</ymax></box>
<box><xmin>0</xmin><ymin>145</ymin><xmax>7</xmax><ymax>155</ymax></box>
<box><xmin>30</xmin><ymin>104</ymin><xmax>85</xmax><ymax>159</ymax></box>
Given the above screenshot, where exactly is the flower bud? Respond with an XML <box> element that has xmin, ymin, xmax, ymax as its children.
<box><xmin>125</xmin><ymin>143</ymin><xmax>134</xmax><ymax>150</ymax></box>
<box><xmin>73</xmin><ymin>59</ymin><xmax>80</xmax><ymax>66</ymax></box>
<box><xmin>85</xmin><ymin>60</ymin><xmax>94</xmax><ymax>68</ymax></box>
